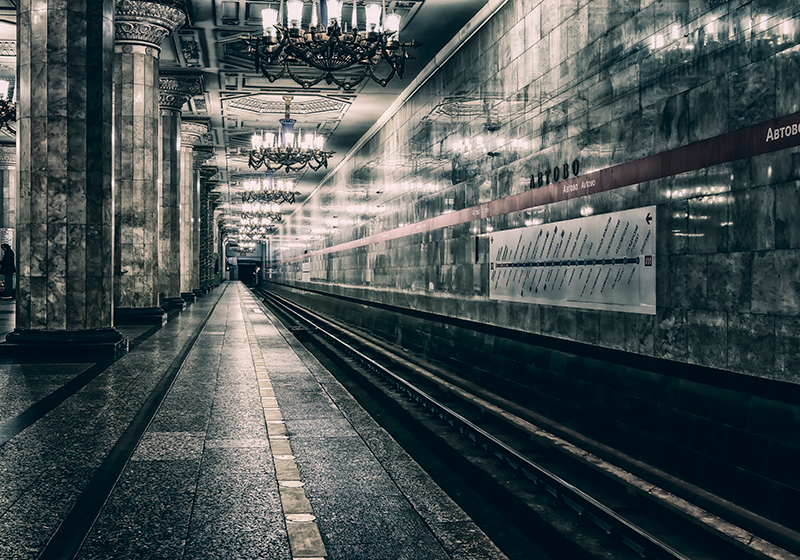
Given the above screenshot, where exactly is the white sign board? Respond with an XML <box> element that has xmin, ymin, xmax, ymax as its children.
<box><xmin>489</xmin><ymin>206</ymin><xmax>656</xmax><ymax>314</ymax></box>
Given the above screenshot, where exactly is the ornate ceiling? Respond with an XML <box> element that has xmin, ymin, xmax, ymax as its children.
<box><xmin>0</xmin><ymin>0</ymin><xmax>489</xmax><ymax>235</ymax></box>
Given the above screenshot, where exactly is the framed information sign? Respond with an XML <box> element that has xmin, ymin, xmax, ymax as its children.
<box><xmin>489</xmin><ymin>207</ymin><xmax>656</xmax><ymax>314</ymax></box>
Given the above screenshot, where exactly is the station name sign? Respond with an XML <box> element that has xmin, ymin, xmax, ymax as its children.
<box><xmin>525</xmin><ymin>110</ymin><xmax>800</xmax><ymax>207</ymax></box>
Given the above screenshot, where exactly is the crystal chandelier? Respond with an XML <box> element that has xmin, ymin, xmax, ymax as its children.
<box><xmin>241</xmin><ymin>172</ymin><xmax>301</xmax><ymax>205</ymax></box>
<box><xmin>243</xmin><ymin>0</ymin><xmax>417</xmax><ymax>90</ymax></box>
<box><xmin>241</xmin><ymin>201</ymin><xmax>284</xmax><ymax>224</ymax></box>
<box><xmin>238</xmin><ymin>240</ymin><xmax>258</xmax><ymax>254</ymax></box>
<box><xmin>240</xmin><ymin>223</ymin><xmax>276</xmax><ymax>239</ymax></box>
<box><xmin>249</xmin><ymin>96</ymin><xmax>334</xmax><ymax>173</ymax></box>
<box><xmin>0</xmin><ymin>80</ymin><xmax>16</xmax><ymax>131</ymax></box>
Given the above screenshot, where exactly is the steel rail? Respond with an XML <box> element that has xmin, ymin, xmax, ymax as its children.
<box><xmin>256</xmin><ymin>287</ymin><xmax>692</xmax><ymax>560</ymax></box>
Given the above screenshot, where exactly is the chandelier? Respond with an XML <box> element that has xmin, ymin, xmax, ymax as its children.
<box><xmin>242</xmin><ymin>0</ymin><xmax>418</xmax><ymax>90</ymax></box>
<box><xmin>241</xmin><ymin>172</ymin><xmax>301</xmax><ymax>205</ymax></box>
<box><xmin>242</xmin><ymin>201</ymin><xmax>284</xmax><ymax>224</ymax></box>
<box><xmin>238</xmin><ymin>240</ymin><xmax>258</xmax><ymax>254</ymax></box>
<box><xmin>0</xmin><ymin>80</ymin><xmax>16</xmax><ymax>131</ymax></box>
<box><xmin>249</xmin><ymin>96</ymin><xmax>334</xmax><ymax>173</ymax></box>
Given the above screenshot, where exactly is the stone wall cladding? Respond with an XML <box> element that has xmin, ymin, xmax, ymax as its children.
<box><xmin>276</xmin><ymin>0</ymin><xmax>800</xmax><ymax>382</ymax></box>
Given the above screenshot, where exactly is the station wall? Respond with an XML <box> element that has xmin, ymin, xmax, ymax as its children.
<box><xmin>275</xmin><ymin>0</ymin><xmax>800</xmax><ymax>383</ymax></box>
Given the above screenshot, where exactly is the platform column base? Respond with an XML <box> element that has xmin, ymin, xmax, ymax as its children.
<box><xmin>115</xmin><ymin>307</ymin><xmax>168</xmax><ymax>326</ymax></box>
<box><xmin>0</xmin><ymin>328</ymin><xmax>129</xmax><ymax>361</ymax></box>
<box><xmin>161</xmin><ymin>297</ymin><xmax>187</xmax><ymax>312</ymax></box>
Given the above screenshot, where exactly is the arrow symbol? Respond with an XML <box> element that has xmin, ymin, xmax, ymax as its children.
<box><xmin>645</xmin><ymin>212</ymin><xmax>652</xmax><ymax>225</ymax></box>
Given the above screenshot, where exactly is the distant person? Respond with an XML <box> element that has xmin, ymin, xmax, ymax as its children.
<box><xmin>0</xmin><ymin>243</ymin><xmax>14</xmax><ymax>299</ymax></box>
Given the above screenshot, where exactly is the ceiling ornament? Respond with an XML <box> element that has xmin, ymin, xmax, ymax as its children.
<box><xmin>248</xmin><ymin>95</ymin><xmax>334</xmax><ymax>173</ymax></box>
<box><xmin>228</xmin><ymin>96</ymin><xmax>346</xmax><ymax>115</ymax></box>
<box><xmin>242</xmin><ymin>0</ymin><xmax>419</xmax><ymax>90</ymax></box>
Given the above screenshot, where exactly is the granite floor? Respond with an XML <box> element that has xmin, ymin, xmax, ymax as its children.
<box><xmin>0</xmin><ymin>282</ymin><xmax>505</xmax><ymax>560</ymax></box>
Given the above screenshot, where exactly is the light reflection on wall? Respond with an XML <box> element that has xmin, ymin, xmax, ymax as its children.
<box><xmin>275</xmin><ymin>2</ymin><xmax>799</xmax><ymax>274</ymax></box>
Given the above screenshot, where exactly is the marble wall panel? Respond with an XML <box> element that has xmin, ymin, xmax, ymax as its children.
<box><xmin>707</xmin><ymin>252</ymin><xmax>751</xmax><ymax>313</ymax></box>
<box><xmin>775</xmin><ymin>53</ymin><xmax>800</xmax><ymax>116</ymax></box>
<box><xmin>686</xmin><ymin>310</ymin><xmax>727</xmax><ymax>368</ymax></box>
<box><xmin>776</xmin><ymin>181</ymin><xmax>800</xmax><ymax>250</ymax></box>
<box><xmin>598</xmin><ymin>310</ymin><xmax>626</xmax><ymax>350</ymax></box>
<box><xmin>775</xmin><ymin>316</ymin><xmax>800</xmax><ymax>383</ymax></box>
<box><xmin>751</xmin><ymin>250</ymin><xmax>800</xmax><ymax>315</ymax></box>
<box><xmin>727</xmin><ymin>312</ymin><xmax>775</xmax><ymax>377</ymax></box>
<box><xmin>655</xmin><ymin>307</ymin><xmax>687</xmax><ymax>361</ymax></box>
<box><xmin>728</xmin><ymin>185</ymin><xmax>775</xmax><ymax>252</ymax></box>
<box><xmin>751</xmin><ymin>149</ymin><xmax>799</xmax><ymax>188</ymax></box>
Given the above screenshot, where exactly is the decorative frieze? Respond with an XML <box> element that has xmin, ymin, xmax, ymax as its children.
<box><xmin>115</xmin><ymin>0</ymin><xmax>186</xmax><ymax>50</ymax></box>
<box><xmin>0</xmin><ymin>41</ymin><xmax>15</xmax><ymax>57</ymax></box>
<box><xmin>0</xmin><ymin>144</ymin><xmax>15</xmax><ymax>169</ymax></box>
<box><xmin>159</xmin><ymin>75</ymin><xmax>203</xmax><ymax>111</ymax></box>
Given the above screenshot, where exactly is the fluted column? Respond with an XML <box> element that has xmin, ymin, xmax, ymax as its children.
<box><xmin>113</xmin><ymin>0</ymin><xmax>185</xmax><ymax>325</ymax></box>
<box><xmin>179</xmin><ymin>120</ymin><xmax>207</xmax><ymax>302</ymax></box>
<box><xmin>158</xmin><ymin>75</ymin><xmax>202</xmax><ymax>311</ymax></box>
<box><xmin>4</xmin><ymin>0</ymin><xmax>127</xmax><ymax>358</ymax></box>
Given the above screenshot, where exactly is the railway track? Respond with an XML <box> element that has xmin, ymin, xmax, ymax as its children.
<box><xmin>254</xmin><ymin>286</ymin><xmax>800</xmax><ymax>560</ymax></box>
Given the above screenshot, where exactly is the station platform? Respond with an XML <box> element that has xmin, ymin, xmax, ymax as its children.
<box><xmin>0</xmin><ymin>282</ymin><xmax>506</xmax><ymax>560</ymax></box>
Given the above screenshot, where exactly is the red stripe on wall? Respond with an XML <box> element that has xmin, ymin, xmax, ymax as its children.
<box><xmin>279</xmin><ymin>111</ymin><xmax>800</xmax><ymax>264</ymax></box>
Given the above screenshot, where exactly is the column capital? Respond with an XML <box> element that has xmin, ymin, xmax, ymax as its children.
<box><xmin>203</xmin><ymin>181</ymin><xmax>220</xmax><ymax>196</ymax></box>
<box><xmin>193</xmin><ymin>147</ymin><xmax>215</xmax><ymax>169</ymax></box>
<box><xmin>159</xmin><ymin>75</ymin><xmax>203</xmax><ymax>111</ymax></box>
<box><xmin>199</xmin><ymin>165</ymin><xmax>219</xmax><ymax>182</ymax></box>
<box><xmin>181</xmin><ymin>119</ymin><xmax>209</xmax><ymax>146</ymax></box>
<box><xmin>115</xmin><ymin>0</ymin><xmax>186</xmax><ymax>51</ymax></box>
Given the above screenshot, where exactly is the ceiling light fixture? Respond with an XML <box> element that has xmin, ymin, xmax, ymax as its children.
<box><xmin>241</xmin><ymin>202</ymin><xmax>284</xmax><ymax>224</ymax></box>
<box><xmin>243</xmin><ymin>0</ymin><xmax>418</xmax><ymax>90</ymax></box>
<box><xmin>249</xmin><ymin>95</ymin><xmax>334</xmax><ymax>173</ymax></box>
<box><xmin>241</xmin><ymin>171</ymin><xmax>301</xmax><ymax>205</ymax></box>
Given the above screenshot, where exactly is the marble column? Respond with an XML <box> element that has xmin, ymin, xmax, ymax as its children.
<box><xmin>4</xmin><ymin>0</ymin><xmax>127</xmax><ymax>359</ymax></box>
<box><xmin>179</xmin><ymin>120</ymin><xmax>208</xmax><ymax>302</ymax></box>
<box><xmin>210</xmin><ymin>195</ymin><xmax>223</xmax><ymax>286</ymax></box>
<box><xmin>158</xmin><ymin>76</ymin><xmax>202</xmax><ymax>311</ymax></box>
<box><xmin>198</xmin><ymin>167</ymin><xmax>217</xmax><ymax>291</ymax></box>
<box><xmin>192</xmin><ymin>148</ymin><xmax>214</xmax><ymax>297</ymax></box>
<box><xmin>113</xmin><ymin>0</ymin><xmax>185</xmax><ymax>325</ymax></box>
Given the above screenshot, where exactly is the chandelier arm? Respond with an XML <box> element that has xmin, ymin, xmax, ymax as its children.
<box><xmin>248</xmin><ymin>151</ymin><xmax>261</xmax><ymax>170</ymax></box>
